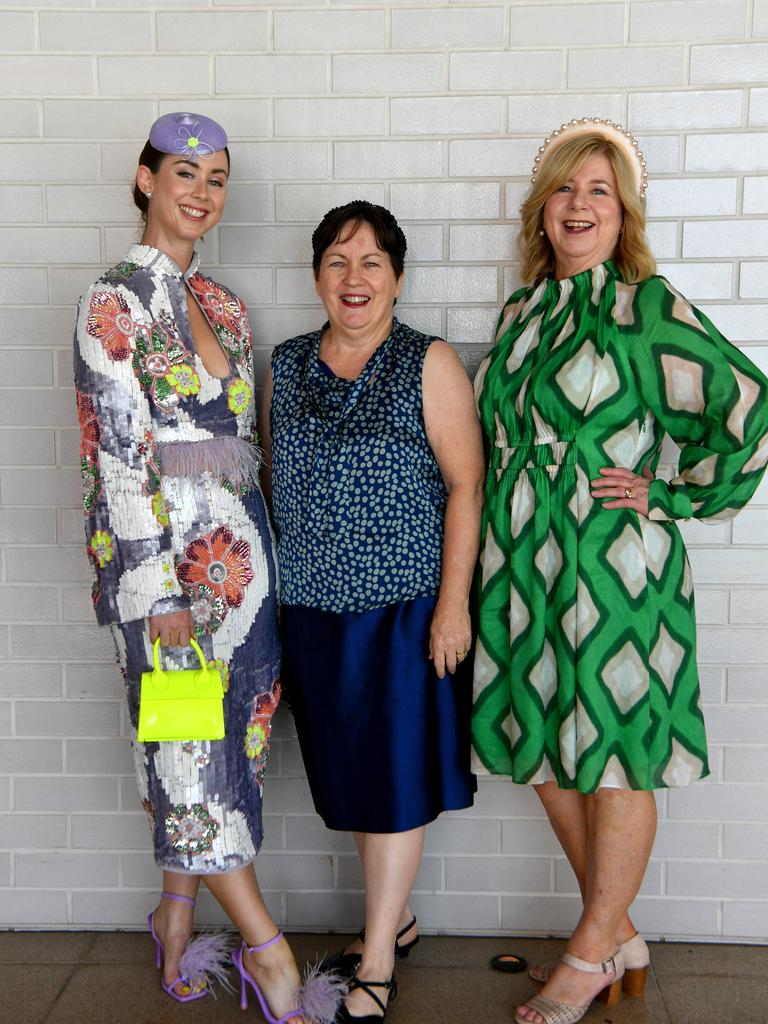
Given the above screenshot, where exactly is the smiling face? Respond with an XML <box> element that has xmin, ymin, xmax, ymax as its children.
<box><xmin>542</xmin><ymin>152</ymin><xmax>624</xmax><ymax>280</ymax></box>
<box><xmin>136</xmin><ymin>151</ymin><xmax>229</xmax><ymax>264</ymax></box>
<box><xmin>314</xmin><ymin>220</ymin><xmax>403</xmax><ymax>339</ymax></box>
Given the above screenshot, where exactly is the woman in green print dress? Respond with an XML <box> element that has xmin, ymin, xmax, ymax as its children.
<box><xmin>472</xmin><ymin>119</ymin><xmax>768</xmax><ymax>1024</ymax></box>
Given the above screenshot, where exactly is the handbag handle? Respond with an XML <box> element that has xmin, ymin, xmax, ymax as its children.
<box><xmin>152</xmin><ymin>635</ymin><xmax>207</xmax><ymax>673</ymax></box>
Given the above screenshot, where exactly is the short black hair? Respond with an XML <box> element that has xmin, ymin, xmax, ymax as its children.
<box><xmin>132</xmin><ymin>140</ymin><xmax>231</xmax><ymax>224</ymax></box>
<box><xmin>311</xmin><ymin>200</ymin><xmax>407</xmax><ymax>279</ymax></box>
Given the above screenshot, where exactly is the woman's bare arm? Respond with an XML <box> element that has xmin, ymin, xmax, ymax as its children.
<box><xmin>422</xmin><ymin>340</ymin><xmax>485</xmax><ymax>678</ymax></box>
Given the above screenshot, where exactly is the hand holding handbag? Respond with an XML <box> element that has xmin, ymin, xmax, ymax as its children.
<box><xmin>137</xmin><ymin>637</ymin><xmax>225</xmax><ymax>743</ymax></box>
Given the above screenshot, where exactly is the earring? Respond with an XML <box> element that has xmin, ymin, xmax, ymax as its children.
<box><xmin>145</xmin><ymin>191</ymin><xmax>152</xmax><ymax>199</ymax></box>
<box><xmin>538</xmin><ymin>229</ymin><xmax>545</xmax><ymax>237</ymax></box>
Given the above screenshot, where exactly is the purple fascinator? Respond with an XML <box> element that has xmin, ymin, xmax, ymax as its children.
<box><xmin>149</xmin><ymin>112</ymin><xmax>228</xmax><ymax>161</ymax></box>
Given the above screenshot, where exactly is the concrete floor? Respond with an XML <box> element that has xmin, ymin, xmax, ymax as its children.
<box><xmin>1</xmin><ymin>931</ymin><xmax>766</xmax><ymax>1024</ymax></box>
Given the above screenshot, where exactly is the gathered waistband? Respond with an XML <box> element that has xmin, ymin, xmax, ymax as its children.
<box><xmin>491</xmin><ymin>438</ymin><xmax>576</xmax><ymax>472</ymax></box>
<box><xmin>157</xmin><ymin>436</ymin><xmax>261</xmax><ymax>486</ymax></box>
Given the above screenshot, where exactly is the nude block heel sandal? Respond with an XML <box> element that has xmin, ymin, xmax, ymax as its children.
<box><xmin>622</xmin><ymin>964</ymin><xmax>649</xmax><ymax>997</ymax></box>
<box><xmin>514</xmin><ymin>950</ymin><xmax>624</xmax><ymax>1024</ymax></box>
<box><xmin>530</xmin><ymin>930</ymin><xmax>649</xmax><ymax>996</ymax></box>
<box><xmin>619</xmin><ymin>932</ymin><xmax>649</xmax><ymax>997</ymax></box>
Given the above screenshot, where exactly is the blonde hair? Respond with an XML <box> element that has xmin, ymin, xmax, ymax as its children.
<box><xmin>519</xmin><ymin>133</ymin><xmax>656</xmax><ymax>285</ymax></box>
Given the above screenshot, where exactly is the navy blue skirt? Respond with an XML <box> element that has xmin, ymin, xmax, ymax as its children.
<box><xmin>281</xmin><ymin>596</ymin><xmax>476</xmax><ymax>833</ymax></box>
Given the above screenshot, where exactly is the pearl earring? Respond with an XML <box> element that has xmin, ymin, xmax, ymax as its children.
<box><xmin>145</xmin><ymin>191</ymin><xmax>152</xmax><ymax>199</ymax></box>
<box><xmin>539</xmin><ymin>229</ymin><xmax>545</xmax><ymax>237</ymax></box>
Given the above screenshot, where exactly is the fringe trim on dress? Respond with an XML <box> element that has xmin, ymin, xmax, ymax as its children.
<box><xmin>157</xmin><ymin>437</ymin><xmax>261</xmax><ymax>487</ymax></box>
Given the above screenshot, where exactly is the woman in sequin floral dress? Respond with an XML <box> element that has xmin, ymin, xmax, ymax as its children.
<box><xmin>73</xmin><ymin>114</ymin><xmax>323</xmax><ymax>1023</ymax></box>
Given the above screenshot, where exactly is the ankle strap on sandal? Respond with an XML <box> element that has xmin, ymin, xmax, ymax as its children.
<box><xmin>243</xmin><ymin>931</ymin><xmax>284</xmax><ymax>954</ymax></box>
<box><xmin>349</xmin><ymin>977</ymin><xmax>395</xmax><ymax>1015</ymax></box>
<box><xmin>359</xmin><ymin>915</ymin><xmax>417</xmax><ymax>944</ymax></box>
<box><xmin>561</xmin><ymin>950</ymin><xmax>623</xmax><ymax>975</ymax></box>
<box><xmin>161</xmin><ymin>891</ymin><xmax>196</xmax><ymax>907</ymax></box>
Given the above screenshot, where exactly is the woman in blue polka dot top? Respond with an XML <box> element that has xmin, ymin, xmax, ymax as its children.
<box><xmin>263</xmin><ymin>201</ymin><xmax>484</xmax><ymax>1023</ymax></box>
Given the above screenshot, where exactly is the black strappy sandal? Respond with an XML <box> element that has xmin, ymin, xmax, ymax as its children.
<box><xmin>336</xmin><ymin>976</ymin><xmax>397</xmax><ymax>1023</ymax></box>
<box><xmin>321</xmin><ymin>916</ymin><xmax>418</xmax><ymax>978</ymax></box>
<box><xmin>363</xmin><ymin>916</ymin><xmax>419</xmax><ymax>959</ymax></box>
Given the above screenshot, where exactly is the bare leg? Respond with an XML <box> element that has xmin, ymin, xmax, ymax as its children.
<box><xmin>535</xmin><ymin>783</ymin><xmax>588</xmax><ymax>896</ymax></box>
<box><xmin>535</xmin><ymin>782</ymin><xmax>639</xmax><ymax>944</ymax></box>
<box><xmin>150</xmin><ymin>870</ymin><xmax>200</xmax><ymax>995</ymax></box>
<box><xmin>341</xmin><ymin>832</ymin><xmax>418</xmax><ymax>958</ymax></box>
<box><xmin>344</xmin><ymin>827</ymin><xmax>424</xmax><ymax>1018</ymax></box>
<box><xmin>517</xmin><ymin>789</ymin><xmax>657</xmax><ymax>1023</ymax></box>
<box><xmin>205</xmin><ymin>865</ymin><xmax>307</xmax><ymax>1024</ymax></box>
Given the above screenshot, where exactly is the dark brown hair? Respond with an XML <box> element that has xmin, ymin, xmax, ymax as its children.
<box><xmin>132</xmin><ymin>140</ymin><xmax>232</xmax><ymax>223</ymax></box>
<box><xmin>311</xmin><ymin>200</ymin><xmax>407</xmax><ymax>279</ymax></box>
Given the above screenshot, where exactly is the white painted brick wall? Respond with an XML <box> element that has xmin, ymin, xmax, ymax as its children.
<box><xmin>1</xmin><ymin>1</ymin><xmax>765</xmax><ymax>944</ymax></box>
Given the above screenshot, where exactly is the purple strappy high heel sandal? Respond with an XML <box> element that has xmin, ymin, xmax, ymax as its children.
<box><xmin>148</xmin><ymin>891</ymin><xmax>231</xmax><ymax>1003</ymax></box>
<box><xmin>232</xmin><ymin>931</ymin><xmax>346</xmax><ymax>1024</ymax></box>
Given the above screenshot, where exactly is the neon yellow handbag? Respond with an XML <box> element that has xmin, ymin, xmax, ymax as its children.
<box><xmin>137</xmin><ymin>637</ymin><xmax>225</xmax><ymax>743</ymax></box>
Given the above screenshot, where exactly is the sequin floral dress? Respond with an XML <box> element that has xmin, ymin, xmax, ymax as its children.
<box><xmin>472</xmin><ymin>262</ymin><xmax>768</xmax><ymax>792</ymax></box>
<box><xmin>74</xmin><ymin>244</ymin><xmax>280</xmax><ymax>873</ymax></box>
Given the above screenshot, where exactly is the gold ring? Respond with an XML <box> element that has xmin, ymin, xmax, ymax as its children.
<box><xmin>624</xmin><ymin>487</ymin><xmax>633</xmax><ymax>499</ymax></box>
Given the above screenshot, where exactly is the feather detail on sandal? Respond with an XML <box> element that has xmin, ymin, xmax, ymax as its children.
<box><xmin>298</xmin><ymin>961</ymin><xmax>348</xmax><ymax>1024</ymax></box>
<box><xmin>178</xmin><ymin>931</ymin><xmax>234</xmax><ymax>995</ymax></box>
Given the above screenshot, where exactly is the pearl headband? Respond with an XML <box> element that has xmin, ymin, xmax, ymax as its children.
<box><xmin>531</xmin><ymin>117</ymin><xmax>648</xmax><ymax>199</ymax></box>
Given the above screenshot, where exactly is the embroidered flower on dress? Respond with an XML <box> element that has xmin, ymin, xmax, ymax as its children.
<box><xmin>244</xmin><ymin>680</ymin><xmax>281</xmax><ymax>783</ymax></box>
<box><xmin>77</xmin><ymin>392</ymin><xmax>100</xmax><ymax>459</ymax></box>
<box><xmin>77</xmin><ymin>391</ymin><xmax>101</xmax><ymax>513</ymax></box>
<box><xmin>137</xmin><ymin>430</ymin><xmax>162</xmax><ymax>498</ymax></box>
<box><xmin>161</xmin><ymin>558</ymin><xmax>177</xmax><ymax>594</ymax></box>
<box><xmin>208</xmin><ymin>658</ymin><xmax>230</xmax><ymax>693</ymax></box>
<box><xmin>221</xmin><ymin>477</ymin><xmax>254</xmax><ymax>498</ymax></box>
<box><xmin>177</xmin><ymin>525</ymin><xmax>254</xmax><ymax>611</ymax></box>
<box><xmin>165</xmin><ymin>803</ymin><xmax>218</xmax><ymax>855</ymax></box>
<box><xmin>187</xmin><ymin>275</ymin><xmax>248</xmax><ymax>362</ymax></box>
<box><xmin>152</xmin><ymin>491</ymin><xmax>170</xmax><ymax>528</ymax></box>
<box><xmin>103</xmin><ymin>260</ymin><xmax>141</xmax><ymax>284</ymax></box>
<box><xmin>227</xmin><ymin>378</ymin><xmax>251</xmax><ymax>416</ymax></box>
<box><xmin>86</xmin><ymin>291</ymin><xmax>134</xmax><ymax>361</ymax></box>
<box><xmin>189</xmin><ymin>585</ymin><xmax>228</xmax><ymax>635</ymax></box>
<box><xmin>81</xmin><ymin>462</ymin><xmax>101</xmax><ymax>515</ymax></box>
<box><xmin>90</xmin><ymin>529</ymin><xmax>113</xmax><ymax>568</ymax></box>
<box><xmin>166</xmin><ymin>363</ymin><xmax>201</xmax><ymax>397</ymax></box>
<box><xmin>132</xmin><ymin>321</ymin><xmax>195</xmax><ymax>411</ymax></box>
<box><xmin>244</xmin><ymin>722</ymin><xmax>266</xmax><ymax>760</ymax></box>
<box><xmin>181</xmin><ymin>741</ymin><xmax>212</xmax><ymax>767</ymax></box>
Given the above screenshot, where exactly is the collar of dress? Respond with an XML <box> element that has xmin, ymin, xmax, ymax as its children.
<box><xmin>124</xmin><ymin>243</ymin><xmax>201</xmax><ymax>282</ymax></box>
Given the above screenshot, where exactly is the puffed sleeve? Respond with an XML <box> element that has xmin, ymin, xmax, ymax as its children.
<box><xmin>627</xmin><ymin>276</ymin><xmax>768</xmax><ymax>522</ymax></box>
<box><xmin>73</xmin><ymin>283</ymin><xmax>189</xmax><ymax>625</ymax></box>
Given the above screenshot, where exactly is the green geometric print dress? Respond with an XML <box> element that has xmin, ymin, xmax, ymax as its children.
<box><xmin>472</xmin><ymin>261</ymin><xmax>768</xmax><ymax>792</ymax></box>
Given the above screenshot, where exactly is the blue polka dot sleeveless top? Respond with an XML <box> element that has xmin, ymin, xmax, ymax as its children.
<box><xmin>270</xmin><ymin>318</ymin><xmax>447</xmax><ymax>614</ymax></box>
